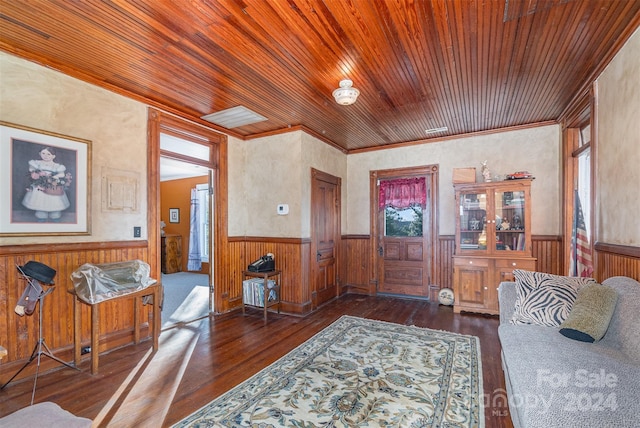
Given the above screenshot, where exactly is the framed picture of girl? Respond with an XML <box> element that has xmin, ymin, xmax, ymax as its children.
<box><xmin>0</xmin><ymin>121</ymin><xmax>91</xmax><ymax>236</ymax></box>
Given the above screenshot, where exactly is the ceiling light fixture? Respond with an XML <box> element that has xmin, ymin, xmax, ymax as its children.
<box><xmin>332</xmin><ymin>79</ymin><xmax>360</xmax><ymax>105</ymax></box>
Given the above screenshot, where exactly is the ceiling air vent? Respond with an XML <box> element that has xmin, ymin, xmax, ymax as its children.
<box><xmin>201</xmin><ymin>106</ymin><xmax>268</xmax><ymax>128</ymax></box>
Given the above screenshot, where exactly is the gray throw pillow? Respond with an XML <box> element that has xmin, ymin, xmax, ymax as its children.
<box><xmin>510</xmin><ymin>270</ymin><xmax>598</xmax><ymax>327</ymax></box>
<box><xmin>559</xmin><ymin>283</ymin><xmax>618</xmax><ymax>342</ymax></box>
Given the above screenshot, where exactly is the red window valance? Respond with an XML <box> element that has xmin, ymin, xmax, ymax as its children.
<box><xmin>378</xmin><ymin>177</ymin><xmax>426</xmax><ymax>210</ymax></box>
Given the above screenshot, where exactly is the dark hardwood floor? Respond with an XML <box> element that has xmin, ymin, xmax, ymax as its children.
<box><xmin>0</xmin><ymin>294</ymin><xmax>514</xmax><ymax>427</ymax></box>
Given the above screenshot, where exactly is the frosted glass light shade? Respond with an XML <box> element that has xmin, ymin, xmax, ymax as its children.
<box><xmin>332</xmin><ymin>79</ymin><xmax>360</xmax><ymax>105</ymax></box>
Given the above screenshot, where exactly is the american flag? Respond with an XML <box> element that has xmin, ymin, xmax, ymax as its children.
<box><xmin>570</xmin><ymin>191</ymin><xmax>593</xmax><ymax>277</ymax></box>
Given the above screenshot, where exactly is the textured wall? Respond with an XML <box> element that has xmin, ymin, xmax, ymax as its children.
<box><xmin>596</xmin><ymin>28</ymin><xmax>640</xmax><ymax>246</ymax></box>
<box><xmin>0</xmin><ymin>52</ymin><xmax>148</xmax><ymax>245</ymax></box>
<box><xmin>346</xmin><ymin>125</ymin><xmax>561</xmax><ymax>236</ymax></box>
<box><xmin>229</xmin><ymin>130</ymin><xmax>347</xmax><ymax>238</ymax></box>
<box><xmin>301</xmin><ymin>132</ymin><xmax>348</xmax><ymax>235</ymax></box>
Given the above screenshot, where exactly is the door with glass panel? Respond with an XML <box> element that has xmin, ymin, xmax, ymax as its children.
<box><xmin>376</xmin><ymin>168</ymin><xmax>437</xmax><ymax>298</ymax></box>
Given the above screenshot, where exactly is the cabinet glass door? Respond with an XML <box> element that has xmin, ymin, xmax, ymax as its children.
<box><xmin>494</xmin><ymin>189</ymin><xmax>526</xmax><ymax>252</ymax></box>
<box><xmin>459</xmin><ymin>191</ymin><xmax>488</xmax><ymax>251</ymax></box>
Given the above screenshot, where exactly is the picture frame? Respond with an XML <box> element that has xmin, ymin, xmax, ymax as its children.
<box><xmin>0</xmin><ymin>121</ymin><xmax>91</xmax><ymax>236</ymax></box>
<box><xmin>169</xmin><ymin>208</ymin><xmax>180</xmax><ymax>223</ymax></box>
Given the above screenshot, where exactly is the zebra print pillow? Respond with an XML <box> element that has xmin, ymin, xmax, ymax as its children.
<box><xmin>510</xmin><ymin>270</ymin><xmax>598</xmax><ymax>327</ymax></box>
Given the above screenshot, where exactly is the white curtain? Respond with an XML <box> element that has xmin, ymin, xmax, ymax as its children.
<box><xmin>187</xmin><ymin>187</ymin><xmax>202</xmax><ymax>271</ymax></box>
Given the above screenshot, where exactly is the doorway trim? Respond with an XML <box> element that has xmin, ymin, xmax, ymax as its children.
<box><xmin>148</xmin><ymin>108</ymin><xmax>228</xmax><ymax>314</ymax></box>
<box><xmin>369</xmin><ymin>165</ymin><xmax>439</xmax><ymax>297</ymax></box>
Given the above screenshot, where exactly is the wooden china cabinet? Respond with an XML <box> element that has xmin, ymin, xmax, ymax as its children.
<box><xmin>453</xmin><ymin>179</ymin><xmax>536</xmax><ymax>315</ymax></box>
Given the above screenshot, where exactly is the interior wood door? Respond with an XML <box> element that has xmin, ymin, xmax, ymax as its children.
<box><xmin>373</xmin><ymin>166</ymin><xmax>438</xmax><ymax>298</ymax></box>
<box><xmin>379</xmin><ymin>235</ymin><xmax>429</xmax><ymax>296</ymax></box>
<box><xmin>310</xmin><ymin>169</ymin><xmax>341</xmax><ymax>310</ymax></box>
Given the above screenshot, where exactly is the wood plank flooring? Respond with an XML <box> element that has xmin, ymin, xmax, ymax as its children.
<box><xmin>0</xmin><ymin>294</ymin><xmax>514</xmax><ymax>427</ymax></box>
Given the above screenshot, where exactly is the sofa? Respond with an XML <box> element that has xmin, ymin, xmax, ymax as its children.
<box><xmin>498</xmin><ymin>275</ymin><xmax>640</xmax><ymax>428</ymax></box>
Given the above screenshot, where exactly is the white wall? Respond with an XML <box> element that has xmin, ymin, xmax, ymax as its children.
<box><xmin>346</xmin><ymin>125</ymin><xmax>562</xmax><ymax>236</ymax></box>
<box><xmin>0</xmin><ymin>52</ymin><xmax>148</xmax><ymax>245</ymax></box>
<box><xmin>596</xmin><ymin>28</ymin><xmax>640</xmax><ymax>246</ymax></box>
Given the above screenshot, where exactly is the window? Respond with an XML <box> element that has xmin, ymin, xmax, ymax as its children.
<box><xmin>196</xmin><ymin>183</ymin><xmax>210</xmax><ymax>263</ymax></box>
<box><xmin>379</xmin><ymin>177</ymin><xmax>426</xmax><ymax>237</ymax></box>
<box><xmin>384</xmin><ymin>205</ymin><xmax>423</xmax><ymax>237</ymax></box>
<box><xmin>576</xmin><ymin>124</ymin><xmax>591</xmax><ymax>237</ymax></box>
<box><xmin>569</xmin><ymin>122</ymin><xmax>593</xmax><ymax>277</ymax></box>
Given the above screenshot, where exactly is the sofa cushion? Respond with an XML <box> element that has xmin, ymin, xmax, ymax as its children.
<box><xmin>510</xmin><ymin>270</ymin><xmax>598</xmax><ymax>327</ymax></box>
<box><xmin>498</xmin><ymin>323</ymin><xmax>640</xmax><ymax>428</ymax></box>
<box><xmin>559</xmin><ymin>283</ymin><xmax>617</xmax><ymax>342</ymax></box>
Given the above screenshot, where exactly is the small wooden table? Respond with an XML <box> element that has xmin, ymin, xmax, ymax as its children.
<box><xmin>69</xmin><ymin>283</ymin><xmax>160</xmax><ymax>374</ymax></box>
<box><xmin>242</xmin><ymin>270</ymin><xmax>281</xmax><ymax>324</ymax></box>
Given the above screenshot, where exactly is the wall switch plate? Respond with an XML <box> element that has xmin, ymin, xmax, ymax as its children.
<box><xmin>133</xmin><ymin>226</ymin><xmax>141</xmax><ymax>237</ymax></box>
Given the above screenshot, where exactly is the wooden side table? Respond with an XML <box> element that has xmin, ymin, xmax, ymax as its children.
<box><xmin>242</xmin><ymin>270</ymin><xmax>281</xmax><ymax>324</ymax></box>
<box><xmin>69</xmin><ymin>283</ymin><xmax>160</xmax><ymax>374</ymax></box>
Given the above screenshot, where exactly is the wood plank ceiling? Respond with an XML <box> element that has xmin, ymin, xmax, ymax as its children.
<box><xmin>1</xmin><ymin>0</ymin><xmax>639</xmax><ymax>152</ymax></box>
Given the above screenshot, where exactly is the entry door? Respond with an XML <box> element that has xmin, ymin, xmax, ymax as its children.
<box><xmin>310</xmin><ymin>169</ymin><xmax>341</xmax><ymax>309</ymax></box>
<box><xmin>375</xmin><ymin>167</ymin><xmax>437</xmax><ymax>298</ymax></box>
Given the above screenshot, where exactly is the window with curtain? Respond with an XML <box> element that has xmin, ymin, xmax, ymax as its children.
<box><xmin>379</xmin><ymin>177</ymin><xmax>426</xmax><ymax>237</ymax></box>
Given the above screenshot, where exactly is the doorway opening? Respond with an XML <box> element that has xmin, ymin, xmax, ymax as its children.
<box><xmin>160</xmin><ymin>153</ymin><xmax>213</xmax><ymax>329</ymax></box>
<box><xmin>149</xmin><ymin>108</ymin><xmax>226</xmax><ymax>320</ymax></box>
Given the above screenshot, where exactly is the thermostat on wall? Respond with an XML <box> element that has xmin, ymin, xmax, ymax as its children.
<box><xmin>277</xmin><ymin>204</ymin><xmax>289</xmax><ymax>215</ymax></box>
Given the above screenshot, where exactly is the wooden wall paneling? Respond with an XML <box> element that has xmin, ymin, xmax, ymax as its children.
<box><xmin>595</xmin><ymin>243</ymin><xmax>640</xmax><ymax>282</ymax></box>
<box><xmin>531</xmin><ymin>235</ymin><xmax>563</xmax><ymax>275</ymax></box>
<box><xmin>0</xmin><ymin>242</ymin><xmax>151</xmax><ymax>383</ymax></box>
<box><xmin>341</xmin><ymin>235</ymin><xmax>371</xmax><ymax>294</ymax></box>
<box><xmin>436</xmin><ymin>236</ymin><xmax>455</xmax><ymax>291</ymax></box>
<box><xmin>228</xmin><ymin>237</ymin><xmax>311</xmax><ymax>316</ymax></box>
<box><xmin>224</xmin><ymin>240</ymin><xmax>244</xmax><ymax>313</ymax></box>
<box><xmin>340</xmin><ymin>235</ymin><xmax>562</xmax><ymax>301</ymax></box>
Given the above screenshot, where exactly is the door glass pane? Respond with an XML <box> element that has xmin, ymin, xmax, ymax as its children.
<box><xmin>459</xmin><ymin>192</ymin><xmax>487</xmax><ymax>250</ymax></box>
<box><xmin>495</xmin><ymin>190</ymin><xmax>526</xmax><ymax>251</ymax></box>
<box><xmin>384</xmin><ymin>205</ymin><xmax>422</xmax><ymax>237</ymax></box>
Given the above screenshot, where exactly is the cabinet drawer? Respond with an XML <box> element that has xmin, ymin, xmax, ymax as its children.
<box><xmin>495</xmin><ymin>259</ymin><xmax>536</xmax><ymax>270</ymax></box>
<box><xmin>454</xmin><ymin>257</ymin><xmax>489</xmax><ymax>268</ymax></box>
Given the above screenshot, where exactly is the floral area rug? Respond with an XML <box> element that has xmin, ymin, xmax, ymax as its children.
<box><xmin>173</xmin><ymin>315</ymin><xmax>483</xmax><ymax>427</ymax></box>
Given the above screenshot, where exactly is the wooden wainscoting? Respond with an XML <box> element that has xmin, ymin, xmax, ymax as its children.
<box><xmin>0</xmin><ymin>241</ymin><xmax>152</xmax><ymax>382</ymax></box>
<box><xmin>340</xmin><ymin>235</ymin><xmax>371</xmax><ymax>295</ymax></box>
<box><xmin>532</xmin><ymin>235</ymin><xmax>563</xmax><ymax>275</ymax></box>
<box><xmin>595</xmin><ymin>243</ymin><xmax>640</xmax><ymax>282</ymax></box>
<box><xmin>435</xmin><ymin>236</ymin><xmax>455</xmax><ymax>291</ymax></box>
<box><xmin>227</xmin><ymin>237</ymin><xmax>312</xmax><ymax>315</ymax></box>
<box><xmin>340</xmin><ymin>235</ymin><xmax>564</xmax><ymax>298</ymax></box>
